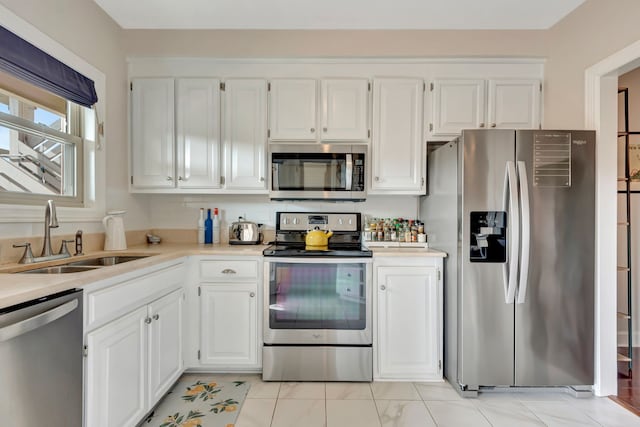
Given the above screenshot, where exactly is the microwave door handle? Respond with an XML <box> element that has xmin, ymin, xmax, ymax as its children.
<box><xmin>345</xmin><ymin>154</ymin><xmax>353</xmax><ymax>190</ymax></box>
<box><xmin>272</xmin><ymin>163</ymin><xmax>279</xmax><ymax>190</ymax></box>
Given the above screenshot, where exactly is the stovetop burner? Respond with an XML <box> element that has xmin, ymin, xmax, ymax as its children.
<box><xmin>263</xmin><ymin>211</ymin><xmax>371</xmax><ymax>258</ymax></box>
<box><xmin>263</xmin><ymin>244</ymin><xmax>372</xmax><ymax>258</ymax></box>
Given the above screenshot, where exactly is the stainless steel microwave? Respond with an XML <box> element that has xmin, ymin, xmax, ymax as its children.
<box><xmin>269</xmin><ymin>144</ymin><xmax>366</xmax><ymax>201</ymax></box>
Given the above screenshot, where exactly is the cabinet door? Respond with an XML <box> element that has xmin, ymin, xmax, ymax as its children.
<box><xmin>147</xmin><ymin>289</ymin><xmax>184</xmax><ymax>408</ymax></box>
<box><xmin>377</xmin><ymin>265</ymin><xmax>439</xmax><ymax>379</ymax></box>
<box><xmin>487</xmin><ymin>79</ymin><xmax>541</xmax><ymax>129</ymax></box>
<box><xmin>223</xmin><ymin>79</ymin><xmax>268</xmax><ymax>190</ymax></box>
<box><xmin>131</xmin><ymin>78</ymin><xmax>175</xmax><ymax>188</ymax></box>
<box><xmin>268</xmin><ymin>79</ymin><xmax>317</xmax><ymax>141</ymax></box>
<box><xmin>321</xmin><ymin>79</ymin><xmax>369</xmax><ymax>141</ymax></box>
<box><xmin>86</xmin><ymin>306</ymin><xmax>148</xmax><ymax>427</ymax></box>
<box><xmin>371</xmin><ymin>78</ymin><xmax>424</xmax><ymax>193</ymax></box>
<box><xmin>431</xmin><ymin>79</ymin><xmax>486</xmax><ymax>136</ymax></box>
<box><xmin>176</xmin><ymin>78</ymin><xmax>221</xmax><ymax>188</ymax></box>
<box><xmin>199</xmin><ymin>283</ymin><xmax>259</xmax><ymax>367</ymax></box>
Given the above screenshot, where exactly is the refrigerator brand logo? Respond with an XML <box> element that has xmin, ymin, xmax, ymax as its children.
<box><xmin>573</xmin><ymin>139</ymin><xmax>588</xmax><ymax>145</ymax></box>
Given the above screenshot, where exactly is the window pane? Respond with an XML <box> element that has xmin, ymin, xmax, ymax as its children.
<box><xmin>0</xmin><ymin>120</ymin><xmax>77</xmax><ymax>196</ymax></box>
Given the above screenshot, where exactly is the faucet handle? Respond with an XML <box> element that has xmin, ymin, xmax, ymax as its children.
<box><xmin>12</xmin><ymin>243</ymin><xmax>34</xmax><ymax>264</ymax></box>
<box><xmin>59</xmin><ymin>239</ymin><xmax>74</xmax><ymax>257</ymax></box>
<box><xmin>74</xmin><ymin>230</ymin><xmax>84</xmax><ymax>256</ymax></box>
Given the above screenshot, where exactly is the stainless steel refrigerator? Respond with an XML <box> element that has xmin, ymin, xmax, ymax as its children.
<box><xmin>421</xmin><ymin>129</ymin><xmax>595</xmax><ymax>395</ymax></box>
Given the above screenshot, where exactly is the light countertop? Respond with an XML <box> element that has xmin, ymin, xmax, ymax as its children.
<box><xmin>0</xmin><ymin>242</ymin><xmax>446</xmax><ymax>310</ymax></box>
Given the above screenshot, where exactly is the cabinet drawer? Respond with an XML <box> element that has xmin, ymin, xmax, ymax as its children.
<box><xmin>199</xmin><ymin>260</ymin><xmax>258</xmax><ymax>281</ymax></box>
<box><xmin>86</xmin><ymin>264</ymin><xmax>183</xmax><ymax>331</ymax></box>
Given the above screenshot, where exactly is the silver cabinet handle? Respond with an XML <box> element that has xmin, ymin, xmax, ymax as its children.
<box><xmin>153</xmin><ymin>314</ymin><xmax>160</xmax><ymax>320</ymax></box>
<box><xmin>479</xmin><ymin>123</ymin><xmax>485</xmax><ymax>128</ymax></box>
<box><xmin>310</xmin><ymin>128</ymin><xmax>315</xmax><ymax>133</ymax></box>
<box><xmin>166</xmin><ymin>176</ymin><xmax>173</xmax><ymax>181</ymax></box>
<box><xmin>250</xmin><ymin>292</ymin><xmax>255</xmax><ymax>298</ymax></box>
<box><xmin>380</xmin><ymin>285</ymin><xmax>386</xmax><ymax>291</ymax></box>
<box><xmin>145</xmin><ymin>317</ymin><xmax>152</xmax><ymax>324</ymax></box>
<box><xmin>491</xmin><ymin>123</ymin><xmax>497</xmax><ymax>128</ymax></box>
<box><xmin>222</xmin><ymin>268</ymin><xmax>237</xmax><ymax>274</ymax></box>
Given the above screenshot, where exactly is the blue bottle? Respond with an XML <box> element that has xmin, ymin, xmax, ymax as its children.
<box><xmin>204</xmin><ymin>208</ymin><xmax>213</xmax><ymax>244</ymax></box>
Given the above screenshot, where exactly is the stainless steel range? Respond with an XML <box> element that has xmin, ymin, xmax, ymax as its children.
<box><xmin>262</xmin><ymin>212</ymin><xmax>373</xmax><ymax>381</ymax></box>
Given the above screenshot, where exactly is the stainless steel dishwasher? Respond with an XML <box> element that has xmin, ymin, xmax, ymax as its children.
<box><xmin>0</xmin><ymin>289</ymin><xmax>83</xmax><ymax>427</ymax></box>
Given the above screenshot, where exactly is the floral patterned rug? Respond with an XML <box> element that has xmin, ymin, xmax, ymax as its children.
<box><xmin>142</xmin><ymin>376</ymin><xmax>250</xmax><ymax>427</ymax></box>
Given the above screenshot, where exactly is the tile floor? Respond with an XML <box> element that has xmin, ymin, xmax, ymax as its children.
<box><xmin>200</xmin><ymin>374</ymin><xmax>640</xmax><ymax>427</ymax></box>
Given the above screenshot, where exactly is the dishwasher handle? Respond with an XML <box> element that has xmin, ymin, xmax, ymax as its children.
<box><xmin>0</xmin><ymin>298</ymin><xmax>79</xmax><ymax>343</ymax></box>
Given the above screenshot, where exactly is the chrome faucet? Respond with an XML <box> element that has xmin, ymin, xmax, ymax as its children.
<box><xmin>41</xmin><ymin>199</ymin><xmax>59</xmax><ymax>257</ymax></box>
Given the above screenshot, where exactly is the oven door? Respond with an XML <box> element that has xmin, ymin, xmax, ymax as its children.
<box><xmin>263</xmin><ymin>258</ymin><xmax>372</xmax><ymax>345</ymax></box>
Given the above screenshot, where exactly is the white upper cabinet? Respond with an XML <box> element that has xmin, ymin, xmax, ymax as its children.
<box><xmin>431</xmin><ymin>79</ymin><xmax>485</xmax><ymax>136</ymax></box>
<box><xmin>371</xmin><ymin>78</ymin><xmax>425</xmax><ymax>194</ymax></box>
<box><xmin>268</xmin><ymin>79</ymin><xmax>317</xmax><ymax>141</ymax></box>
<box><xmin>130</xmin><ymin>78</ymin><xmax>221</xmax><ymax>190</ymax></box>
<box><xmin>176</xmin><ymin>78</ymin><xmax>221</xmax><ymax>188</ymax></box>
<box><xmin>429</xmin><ymin>78</ymin><xmax>541</xmax><ymax>137</ymax></box>
<box><xmin>487</xmin><ymin>79</ymin><xmax>541</xmax><ymax>130</ymax></box>
<box><xmin>321</xmin><ymin>79</ymin><xmax>369</xmax><ymax>141</ymax></box>
<box><xmin>131</xmin><ymin>78</ymin><xmax>175</xmax><ymax>188</ymax></box>
<box><xmin>223</xmin><ymin>79</ymin><xmax>268</xmax><ymax>191</ymax></box>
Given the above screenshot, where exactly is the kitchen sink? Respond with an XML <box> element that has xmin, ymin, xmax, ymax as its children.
<box><xmin>15</xmin><ymin>255</ymin><xmax>151</xmax><ymax>274</ymax></box>
<box><xmin>67</xmin><ymin>255</ymin><xmax>150</xmax><ymax>267</ymax></box>
<box><xmin>19</xmin><ymin>265</ymin><xmax>102</xmax><ymax>274</ymax></box>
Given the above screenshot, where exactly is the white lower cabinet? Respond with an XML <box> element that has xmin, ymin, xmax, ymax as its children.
<box><xmin>86</xmin><ymin>306</ymin><xmax>148</xmax><ymax>427</ymax></box>
<box><xmin>374</xmin><ymin>257</ymin><xmax>443</xmax><ymax>381</ymax></box>
<box><xmin>84</xmin><ymin>263</ymin><xmax>184</xmax><ymax>427</ymax></box>
<box><xmin>188</xmin><ymin>257</ymin><xmax>262</xmax><ymax>370</ymax></box>
<box><xmin>199</xmin><ymin>283</ymin><xmax>259</xmax><ymax>367</ymax></box>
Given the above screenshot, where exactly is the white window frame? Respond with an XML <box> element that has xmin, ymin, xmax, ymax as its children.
<box><xmin>0</xmin><ymin>3</ymin><xmax>106</xmax><ymax>223</ymax></box>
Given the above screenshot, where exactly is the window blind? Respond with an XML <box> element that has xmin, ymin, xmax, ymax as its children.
<box><xmin>0</xmin><ymin>25</ymin><xmax>98</xmax><ymax>107</ymax></box>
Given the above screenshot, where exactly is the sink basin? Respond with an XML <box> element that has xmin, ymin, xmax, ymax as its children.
<box><xmin>14</xmin><ymin>255</ymin><xmax>151</xmax><ymax>274</ymax></box>
<box><xmin>67</xmin><ymin>255</ymin><xmax>150</xmax><ymax>267</ymax></box>
<box><xmin>19</xmin><ymin>265</ymin><xmax>101</xmax><ymax>274</ymax></box>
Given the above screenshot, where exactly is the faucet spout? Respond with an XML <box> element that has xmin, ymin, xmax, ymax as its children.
<box><xmin>42</xmin><ymin>199</ymin><xmax>59</xmax><ymax>257</ymax></box>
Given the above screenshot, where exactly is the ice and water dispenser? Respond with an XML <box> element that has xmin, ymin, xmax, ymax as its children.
<box><xmin>469</xmin><ymin>211</ymin><xmax>507</xmax><ymax>262</ymax></box>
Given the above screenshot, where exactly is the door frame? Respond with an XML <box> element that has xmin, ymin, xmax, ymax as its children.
<box><xmin>585</xmin><ymin>39</ymin><xmax>640</xmax><ymax>396</ymax></box>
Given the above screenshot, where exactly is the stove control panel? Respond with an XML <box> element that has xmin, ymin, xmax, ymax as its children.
<box><xmin>277</xmin><ymin>212</ymin><xmax>359</xmax><ymax>232</ymax></box>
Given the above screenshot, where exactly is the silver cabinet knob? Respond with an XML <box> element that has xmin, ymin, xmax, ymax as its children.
<box><xmin>145</xmin><ymin>317</ymin><xmax>152</xmax><ymax>324</ymax></box>
<box><xmin>153</xmin><ymin>314</ymin><xmax>159</xmax><ymax>320</ymax></box>
<box><xmin>323</xmin><ymin>127</ymin><xmax>328</xmax><ymax>132</ymax></box>
<box><xmin>260</xmin><ymin>177</ymin><xmax>265</xmax><ymax>182</ymax></box>
<box><xmin>250</xmin><ymin>292</ymin><xmax>255</xmax><ymax>298</ymax></box>
<box><xmin>479</xmin><ymin>123</ymin><xmax>485</xmax><ymax>128</ymax></box>
<box><xmin>166</xmin><ymin>176</ymin><xmax>173</xmax><ymax>181</ymax></box>
<box><xmin>491</xmin><ymin>123</ymin><xmax>497</xmax><ymax>128</ymax></box>
<box><xmin>178</xmin><ymin>176</ymin><xmax>183</xmax><ymax>181</ymax></box>
<box><xmin>375</xmin><ymin>177</ymin><xmax>380</xmax><ymax>182</ymax></box>
<box><xmin>310</xmin><ymin>128</ymin><xmax>315</xmax><ymax>133</ymax></box>
<box><xmin>380</xmin><ymin>285</ymin><xmax>386</xmax><ymax>291</ymax></box>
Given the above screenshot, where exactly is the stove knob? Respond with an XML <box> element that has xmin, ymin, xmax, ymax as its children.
<box><xmin>293</xmin><ymin>218</ymin><xmax>300</xmax><ymax>225</ymax></box>
<box><xmin>283</xmin><ymin>217</ymin><xmax>289</xmax><ymax>225</ymax></box>
<box><xmin>338</xmin><ymin>218</ymin><xmax>344</xmax><ymax>225</ymax></box>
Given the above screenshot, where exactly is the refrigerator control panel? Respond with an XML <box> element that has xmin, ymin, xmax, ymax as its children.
<box><xmin>470</xmin><ymin>211</ymin><xmax>507</xmax><ymax>262</ymax></box>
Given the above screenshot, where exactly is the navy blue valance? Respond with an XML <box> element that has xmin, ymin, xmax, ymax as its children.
<box><xmin>0</xmin><ymin>26</ymin><xmax>98</xmax><ymax>108</ymax></box>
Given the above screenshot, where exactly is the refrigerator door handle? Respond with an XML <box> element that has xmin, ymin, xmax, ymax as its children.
<box><xmin>516</xmin><ymin>161</ymin><xmax>531</xmax><ymax>304</ymax></box>
<box><xmin>502</xmin><ymin>161</ymin><xmax>519</xmax><ymax>304</ymax></box>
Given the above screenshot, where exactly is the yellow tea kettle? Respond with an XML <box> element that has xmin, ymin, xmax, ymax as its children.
<box><xmin>305</xmin><ymin>227</ymin><xmax>333</xmax><ymax>249</ymax></box>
